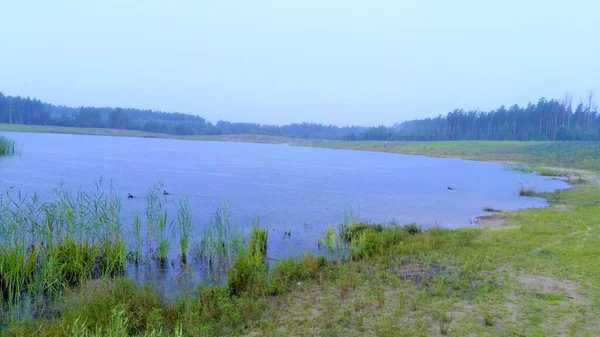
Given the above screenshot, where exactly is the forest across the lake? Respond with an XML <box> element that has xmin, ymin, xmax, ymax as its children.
<box><xmin>0</xmin><ymin>91</ymin><xmax>597</xmax><ymax>141</ymax></box>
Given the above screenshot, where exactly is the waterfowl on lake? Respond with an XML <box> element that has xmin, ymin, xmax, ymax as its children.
<box><xmin>447</xmin><ymin>186</ymin><xmax>454</xmax><ymax>190</ymax></box>
<box><xmin>163</xmin><ymin>190</ymin><xmax>170</xmax><ymax>195</ymax></box>
<box><xmin>128</xmin><ymin>193</ymin><xmax>134</xmax><ymax>198</ymax></box>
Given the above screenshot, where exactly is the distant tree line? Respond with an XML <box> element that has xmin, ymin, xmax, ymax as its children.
<box><xmin>0</xmin><ymin>91</ymin><xmax>597</xmax><ymax>141</ymax></box>
<box><xmin>0</xmin><ymin>93</ymin><xmax>365</xmax><ymax>139</ymax></box>
<box><xmin>349</xmin><ymin>91</ymin><xmax>599</xmax><ymax>141</ymax></box>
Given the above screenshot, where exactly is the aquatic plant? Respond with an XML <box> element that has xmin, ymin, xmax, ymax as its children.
<box><xmin>319</xmin><ymin>227</ymin><xmax>339</xmax><ymax>251</ymax></box>
<box><xmin>0</xmin><ymin>179</ymin><xmax>127</xmax><ymax>308</ymax></box>
<box><xmin>176</xmin><ymin>199</ymin><xmax>192</xmax><ymax>263</ymax></box>
<box><xmin>519</xmin><ymin>184</ymin><xmax>535</xmax><ymax>197</ymax></box>
<box><xmin>195</xmin><ymin>203</ymin><xmax>244</xmax><ymax>281</ymax></box>
<box><xmin>0</xmin><ymin>135</ymin><xmax>15</xmax><ymax>156</ymax></box>
<box><xmin>248</xmin><ymin>226</ymin><xmax>268</xmax><ymax>258</ymax></box>
<box><xmin>146</xmin><ymin>185</ymin><xmax>172</xmax><ymax>267</ymax></box>
<box><xmin>132</xmin><ymin>215</ymin><xmax>141</xmax><ymax>264</ymax></box>
<box><xmin>337</xmin><ymin>208</ymin><xmax>359</xmax><ymax>242</ymax></box>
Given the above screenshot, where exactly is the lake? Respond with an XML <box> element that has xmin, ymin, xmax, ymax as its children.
<box><xmin>0</xmin><ymin>132</ymin><xmax>569</xmax><ymax>257</ymax></box>
<box><xmin>0</xmin><ymin>132</ymin><xmax>569</xmax><ymax>294</ymax></box>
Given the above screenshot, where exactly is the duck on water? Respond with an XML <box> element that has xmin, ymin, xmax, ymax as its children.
<box><xmin>128</xmin><ymin>191</ymin><xmax>169</xmax><ymax>198</ymax></box>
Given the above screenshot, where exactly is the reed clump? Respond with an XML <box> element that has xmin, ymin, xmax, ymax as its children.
<box><xmin>248</xmin><ymin>226</ymin><xmax>268</xmax><ymax>257</ymax></box>
<box><xmin>519</xmin><ymin>184</ymin><xmax>535</xmax><ymax>196</ymax></box>
<box><xmin>0</xmin><ymin>180</ymin><xmax>126</xmax><ymax>307</ymax></box>
<box><xmin>146</xmin><ymin>186</ymin><xmax>171</xmax><ymax>267</ymax></box>
<box><xmin>177</xmin><ymin>200</ymin><xmax>192</xmax><ymax>264</ymax></box>
<box><xmin>0</xmin><ymin>135</ymin><xmax>15</xmax><ymax>156</ymax></box>
<box><xmin>195</xmin><ymin>203</ymin><xmax>245</xmax><ymax>281</ymax></box>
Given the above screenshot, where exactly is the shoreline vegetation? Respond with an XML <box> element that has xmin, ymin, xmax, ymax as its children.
<box><xmin>0</xmin><ymin>131</ymin><xmax>599</xmax><ymax>336</ymax></box>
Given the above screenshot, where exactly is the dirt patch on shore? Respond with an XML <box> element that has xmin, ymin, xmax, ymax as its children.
<box><xmin>517</xmin><ymin>274</ymin><xmax>582</xmax><ymax>300</ymax></box>
<box><xmin>385</xmin><ymin>264</ymin><xmax>445</xmax><ymax>284</ymax></box>
<box><xmin>474</xmin><ymin>214</ymin><xmax>517</xmax><ymax>229</ymax></box>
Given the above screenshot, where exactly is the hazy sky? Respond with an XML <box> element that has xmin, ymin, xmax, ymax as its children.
<box><xmin>1</xmin><ymin>1</ymin><xmax>598</xmax><ymax>126</ymax></box>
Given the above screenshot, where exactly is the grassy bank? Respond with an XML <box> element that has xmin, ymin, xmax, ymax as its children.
<box><xmin>3</xmin><ymin>123</ymin><xmax>600</xmax><ymax>171</ymax></box>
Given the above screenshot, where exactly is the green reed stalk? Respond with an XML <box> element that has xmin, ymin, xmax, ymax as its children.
<box><xmin>177</xmin><ymin>199</ymin><xmax>192</xmax><ymax>264</ymax></box>
<box><xmin>248</xmin><ymin>225</ymin><xmax>268</xmax><ymax>258</ymax></box>
<box><xmin>147</xmin><ymin>184</ymin><xmax>171</xmax><ymax>266</ymax></box>
<box><xmin>195</xmin><ymin>203</ymin><xmax>245</xmax><ymax>281</ymax></box>
<box><xmin>133</xmin><ymin>215</ymin><xmax>141</xmax><ymax>264</ymax></box>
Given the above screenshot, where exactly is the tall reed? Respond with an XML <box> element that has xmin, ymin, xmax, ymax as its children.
<box><xmin>248</xmin><ymin>225</ymin><xmax>268</xmax><ymax>258</ymax></box>
<box><xmin>196</xmin><ymin>203</ymin><xmax>244</xmax><ymax>281</ymax></box>
<box><xmin>146</xmin><ymin>185</ymin><xmax>172</xmax><ymax>267</ymax></box>
<box><xmin>176</xmin><ymin>199</ymin><xmax>192</xmax><ymax>264</ymax></box>
<box><xmin>0</xmin><ymin>179</ymin><xmax>127</xmax><ymax>308</ymax></box>
<box><xmin>132</xmin><ymin>215</ymin><xmax>141</xmax><ymax>264</ymax></box>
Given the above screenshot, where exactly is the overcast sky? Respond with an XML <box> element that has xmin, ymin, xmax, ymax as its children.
<box><xmin>0</xmin><ymin>1</ymin><xmax>598</xmax><ymax>126</ymax></box>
